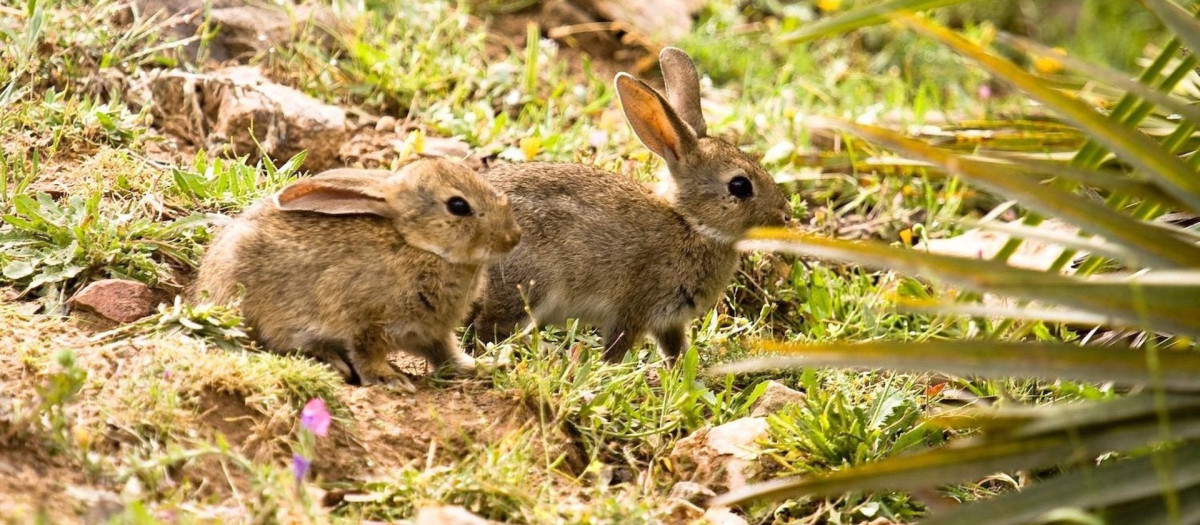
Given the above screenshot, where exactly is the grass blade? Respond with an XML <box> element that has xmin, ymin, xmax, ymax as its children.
<box><xmin>808</xmin><ymin>117</ymin><xmax>1200</xmax><ymax>268</ymax></box>
<box><xmin>779</xmin><ymin>0</ymin><xmax>971</xmax><ymax>43</ymax></box>
<box><xmin>896</xmin><ymin>300</ymin><xmax>1120</xmax><ymax>326</ymax></box>
<box><xmin>998</xmin><ymin>32</ymin><xmax>1200</xmax><ymax>129</ymax></box>
<box><xmin>949</xmin><ymin>218</ymin><xmax>1134</xmax><ymax>265</ymax></box>
<box><xmin>738</xmin><ymin>229</ymin><xmax>1200</xmax><ymax>337</ymax></box>
<box><xmin>897</xmin><ymin>15</ymin><xmax>1200</xmax><ymax>214</ymax></box>
<box><xmin>716</xmin><ymin>340</ymin><xmax>1200</xmax><ymax>391</ymax></box>
<box><xmin>1100</xmin><ymin>484</ymin><xmax>1200</xmax><ymax>525</ymax></box>
<box><xmin>920</xmin><ymin>445</ymin><xmax>1200</xmax><ymax>525</ymax></box>
<box><xmin>711</xmin><ymin>413</ymin><xmax>1200</xmax><ymax>506</ymax></box>
<box><xmin>1139</xmin><ymin>0</ymin><xmax>1200</xmax><ymax>70</ymax></box>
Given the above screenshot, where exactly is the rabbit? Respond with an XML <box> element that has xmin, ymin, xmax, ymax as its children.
<box><xmin>471</xmin><ymin>47</ymin><xmax>791</xmax><ymax>363</ymax></box>
<box><xmin>192</xmin><ymin>158</ymin><xmax>522</xmax><ymax>386</ymax></box>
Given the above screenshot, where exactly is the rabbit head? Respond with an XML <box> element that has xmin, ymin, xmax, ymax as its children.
<box><xmin>615</xmin><ymin>47</ymin><xmax>791</xmax><ymax>242</ymax></box>
<box><xmin>275</xmin><ymin>158</ymin><xmax>522</xmax><ymax>264</ymax></box>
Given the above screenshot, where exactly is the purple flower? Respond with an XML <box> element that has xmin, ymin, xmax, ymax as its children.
<box><xmin>588</xmin><ymin>130</ymin><xmax>608</xmax><ymax>149</ymax></box>
<box><xmin>292</xmin><ymin>454</ymin><xmax>311</xmax><ymax>483</ymax></box>
<box><xmin>300</xmin><ymin>398</ymin><xmax>331</xmax><ymax>437</ymax></box>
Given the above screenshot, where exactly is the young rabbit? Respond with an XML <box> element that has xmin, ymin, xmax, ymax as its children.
<box><xmin>193</xmin><ymin>159</ymin><xmax>522</xmax><ymax>385</ymax></box>
<box><xmin>472</xmin><ymin>47</ymin><xmax>791</xmax><ymax>362</ymax></box>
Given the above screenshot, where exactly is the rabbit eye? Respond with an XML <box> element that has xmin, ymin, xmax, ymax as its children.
<box><xmin>446</xmin><ymin>197</ymin><xmax>473</xmax><ymax>216</ymax></box>
<box><xmin>728</xmin><ymin>176</ymin><xmax>753</xmax><ymax>199</ymax></box>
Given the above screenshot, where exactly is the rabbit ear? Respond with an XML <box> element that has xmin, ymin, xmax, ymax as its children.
<box><xmin>615</xmin><ymin>73</ymin><xmax>698</xmax><ymax>164</ymax></box>
<box><xmin>274</xmin><ymin>174</ymin><xmax>394</xmax><ymax>218</ymax></box>
<box><xmin>659</xmin><ymin>47</ymin><xmax>707</xmax><ymax>137</ymax></box>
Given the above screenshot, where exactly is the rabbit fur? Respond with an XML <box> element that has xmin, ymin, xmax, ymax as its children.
<box><xmin>472</xmin><ymin>47</ymin><xmax>791</xmax><ymax>362</ymax></box>
<box><xmin>193</xmin><ymin>158</ymin><xmax>522</xmax><ymax>385</ymax></box>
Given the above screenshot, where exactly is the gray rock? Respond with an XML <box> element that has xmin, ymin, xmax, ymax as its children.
<box><xmin>750</xmin><ymin>380</ymin><xmax>806</xmax><ymax>417</ymax></box>
<box><xmin>69</xmin><ymin>279</ymin><xmax>155</xmax><ymax>323</ymax></box>
<box><xmin>132</xmin><ymin>67</ymin><xmax>348</xmax><ymax>170</ymax></box>
<box><xmin>131</xmin><ymin>0</ymin><xmax>338</xmax><ymax>63</ymax></box>
<box><xmin>669</xmin><ymin>481</ymin><xmax>716</xmax><ymax>505</ymax></box>
<box><xmin>670</xmin><ymin>417</ymin><xmax>770</xmax><ymax>492</ymax></box>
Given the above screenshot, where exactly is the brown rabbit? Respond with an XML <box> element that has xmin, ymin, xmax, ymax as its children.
<box><xmin>193</xmin><ymin>159</ymin><xmax>522</xmax><ymax>385</ymax></box>
<box><xmin>472</xmin><ymin>47</ymin><xmax>791</xmax><ymax>362</ymax></box>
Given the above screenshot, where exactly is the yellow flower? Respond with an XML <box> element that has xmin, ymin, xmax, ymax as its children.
<box><xmin>408</xmin><ymin>129</ymin><xmax>426</xmax><ymax>155</ymax></box>
<box><xmin>817</xmin><ymin>0</ymin><xmax>842</xmax><ymax>12</ymax></box>
<box><xmin>1033</xmin><ymin>48</ymin><xmax>1067</xmax><ymax>75</ymax></box>
<box><xmin>520</xmin><ymin>136</ymin><xmax>541</xmax><ymax>161</ymax></box>
<box><xmin>899</xmin><ymin>228</ymin><xmax>914</xmax><ymax>247</ymax></box>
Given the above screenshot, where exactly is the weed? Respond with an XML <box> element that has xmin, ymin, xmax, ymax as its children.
<box><xmin>754</xmin><ymin>371</ymin><xmax>942</xmax><ymax>522</ymax></box>
<box><xmin>168</xmin><ymin>151</ymin><xmax>308</xmax><ymax>212</ymax></box>
<box><xmin>33</xmin><ymin>348</ymin><xmax>88</xmax><ymax>455</ymax></box>
<box><xmin>0</xmin><ymin>191</ymin><xmax>208</xmax><ymax>306</ymax></box>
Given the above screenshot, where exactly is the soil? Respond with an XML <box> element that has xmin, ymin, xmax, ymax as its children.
<box><xmin>0</xmin><ymin>312</ymin><xmax>541</xmax><ymax>522</ymax></box>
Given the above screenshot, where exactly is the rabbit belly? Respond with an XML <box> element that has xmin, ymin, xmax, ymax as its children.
<box><xmin>531</xmin><ymin>286</ymin><xmax>621</xmax><ymax>327</ymax></box>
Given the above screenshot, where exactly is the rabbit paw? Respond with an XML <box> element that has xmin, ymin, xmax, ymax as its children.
<box><xmin>432</xmin><ymin>354</ymin><xmax>478</xmax><ymax>378</ymax></box>
<box><xmin>356</xmin><ymin>360</ymin><xmax>417</xmax><ymax>393</ymax></box>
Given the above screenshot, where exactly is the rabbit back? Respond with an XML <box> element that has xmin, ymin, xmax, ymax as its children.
<box><xmin>481</xmin><ymin>162</ymin><xmax>738</xmax><ymax>332</ymax></box>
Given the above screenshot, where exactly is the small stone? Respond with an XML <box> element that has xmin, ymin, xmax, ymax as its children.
<box><xmin>375</xmin><ymin>115</ymin><xmax>398</xmax><ymax>133</ymax></box>
<box><xmin>420</xmin><ymin>136</ymin><xmax>472</xmax><ymax>159</ymax></box>
<box><xmin>669</xmin><ymin>481</ymin><xmax>716</xmax><ymax>505</ymax></box>
<box><xmin>663</xmin><ymin>499</ymin><xmax>705</xmax><ymax>524</ymax></box>
<box><xmin>414</xmin><ymin>505</ymin><xmax>493</xmax><ymax>525</ymax></box>
<box><xmin>69</xmin><ymin>279</ymin><xmax>156</xmax><ymax>323</ymax></box>
<box><xmin>750</xmin><ymin>380</ymin><xmax>807</xmax><ymax>417</ymax></box>
<box><xmin>703</xmin><ymin>506</ymin><xmax>749</xmax><ymax>525</ymax></box>
<box><xmin>670</xmin><ymin>417</ymin><xmax>770</xmax><ymax>492</ymax></box>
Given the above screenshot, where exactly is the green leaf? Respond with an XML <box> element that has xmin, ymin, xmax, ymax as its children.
<box><xmin>898</xmin><ymin>15</ymin><xmax>1200</xmax><ymax>214</ymax></box>
<box><xmin>921</xmin><ymin>444</ymin><xmax>1200</xmax><ymax>525</ymax></box>
<box><xmin>711</xmin><ymin>414</ymin><xmax>1200</xmax><ymax>507</ymax></box>
<box><xmin>738</xmin><ymin>229</ymin><xmax>1200</xmax><ymax>337</ymax></box>
<box><xmin>2</xmin><ymin>259</ymin><xmax>34</xmax><ymax>280</ymax></box>
<box><xmin>808</xmin><ymin>117</ymin><xmax>1200</xmax><ymax>268</ymax></box>
<box><xmin>1139</xmin><ymin>0</ymin><xmax>1200</xmax><ymax>72</ymax></box>
<box><xmin>997</xmin><ymin>31</ymin><xmax>1200</xmax><ymax>129</ymax></box>
<box><xmin>1099</xmin><ymin>483</ymin><xmax>1200</xmax><ymax>525</ymax></box>
<box><xmin>779</xmin><ymin>0</ymin><xmax>972</xmax><ymax>43</ymax></box>
<box><xmin>717</xmin><ymin>340</ymin><xmax>1200</xmax><ymax>391</ymax></box>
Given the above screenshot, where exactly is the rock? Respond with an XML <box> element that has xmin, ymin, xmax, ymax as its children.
<box><xmin>419</xmin><ymin>136</ymin><xmax>472</xmax><ymax>159</ymax></box>
<box><xmin>374</xmin><ymin>115</ymin><xmax>398</xmax><ymax>133</ymax></box>
<box><xmin>669</xmin><ymin>481</ymin><xmax>716</xmax><ymax>505</ymax></box>
<box><xmin>670</xmin><ymin>417</ymin><xmax>770</xmax><ymax>492</ymax></box>
<box><xmin>663</xmin><ymin>499</ymin><xmax>705</xmax><ymax>524</ymax></box>
<box><xmin>69</xmin><ymin>279</ymin><xmax>156</xmax><ymax>323</ymax></box>
<box><xmin>131</xmin><ymin>67</ymin><xmax>348</xmax><ymax>170</ymax></box>
<box><xmin>414</xmin><ymin>505</ymin><xmax>493</xmax><ymax>525</ymax></box>
<box><xmin>543</xmin><ymin>0</ymin><xmax>703</xmax><ymax>47</ymax></box>
<box><xmin>131</xmin><ymin>0</ymin><xmax>337</xmax><ymax>63</ymax></box>
<box><xmin>703</xmin><ymin>507</ymin><xmax>749</xmax><ymax>525</ymax></box>
<box><xmin>207</xmin><ymin>4</ymin><xmax>336</xmax><ymax>60</ymax></box>
<box><xmin>339</xmin><ymin>129</ymin><xmax>478</xmax><ymax>170</ymax></box>
<box><xmin>749</xmin><ymin>380</ymin><xmax>806</xmax><ymax>417</ymax></box>
<box><xmin>131</xmin><ymin>0</ymin><xmax>243</xmax><ymax>62</ymax></box>
<box><xmin>541</xmin><ymin>0</ymin><xmax>623</xmax><ymax>59</ymax></box>
<box><xmin>66</xmin><ymin>486</ymin><xmax>124</xmax><ymax>523</ymax></box>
